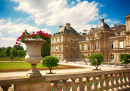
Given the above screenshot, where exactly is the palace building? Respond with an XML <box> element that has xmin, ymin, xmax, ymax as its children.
<box><xmin>50</xmin><ymin>15</ymin><xmax>130</xmax><ymax>62</ymax></box>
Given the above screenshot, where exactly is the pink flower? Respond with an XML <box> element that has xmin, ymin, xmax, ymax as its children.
<box><xmin>33</xmin><ymin>31</ymin><xmax>35</xmax><ymax>34</ymax></box>
<box><xmin>28</xmin><ymin>35</ymin><xmax>30</xmax><ymax>38</ymax></box>
<box><xmin>16</xmin><ymin>42</ymin><xmax>18</xmax><ymax>44</ymax></box>
<box><xmin>22</xmin><ymin>32</ymin><xmax>25</xmax><ymax>35</ymax></box>
<box><xmin>25</xmin><ymin>30</ymin><xmax>27</xmax><ymax>32</ymax></box>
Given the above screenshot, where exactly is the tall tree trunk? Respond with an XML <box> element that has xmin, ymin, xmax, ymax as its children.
<box><xmin>49</xmin><ymin>68</ymin><xmax>52</xmax><ymax>73</ymax></box>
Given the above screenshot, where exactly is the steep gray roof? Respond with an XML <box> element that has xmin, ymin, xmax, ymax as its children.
<box><xmin>95</xmin><ymin>19</ymin><xmax>110</xmax><ymax>30</ymax></box>
<box><xmin>56</xmin><ymin>26</ymin><xmax>79</xmax><ymax>35</ymax></box>
<box><xmin>111</xmin><ymin>23</ymin><xmax>126</xmax><ymax>29</ymax></box>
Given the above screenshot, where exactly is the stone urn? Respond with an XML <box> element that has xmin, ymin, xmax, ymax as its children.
<box><xmin>22</xmin><ymin>38</ymin><xmax>46</xmax><ymax>77</ymax></box>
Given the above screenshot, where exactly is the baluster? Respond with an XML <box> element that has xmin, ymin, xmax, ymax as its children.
<box><xmin>127</xmin><ymin>72</ymin><xmax>130</xmax><ymax>86</ymax></box>
<box><xmin>86</xmin><ymin>77</ymin><xmax>91</xmax><ymax>91</ymax></box>
<box><xmin>119</xmin><ymin>73</ymin><xmax>123</xmax><ymax>87</ymax></box>
<box><xmin>54</xmin><ymin>81</ymin><xmax>58</xmax><ymax>91</ymax></box>
<box><xmin>123</xmin><ymin>73</ymin><xmax>127</xmax><ymax>86</ymax></box>
<box><xmin>62</xmin><ymin>80</ymin><xmax>67</xmax><ymax>91</ymax></box>
<box><xmin>79</xmin><ymin>77</ymin><xmax>84</xmax><ymax>91</ymax></box>
<box><xmin>71</xmin><ymin>78</ymin><xmax>77</xmax><ymax>91</ymax></box>
<box><xmin>110</xmin><ymin>74</ymin><xmax>114</xmax><ymax>90</ymax></box>
<box><xmin>93</xmin><ymin>76</ymin><xmax>97</xmax><ymax>91</ymax></box>
<box><xmin>99</xmin><ymin>75</ymin><xmax>104</xmax><ymax>91</ymax></box>
<box><xmin>1</xmin><ymin>85</ymin><xmax>11</xmax><ymax>91</ymax></box>
<box><xmin>115</xmin><ymin>73</ymin><xmax>119</xmax><ymax>89</ymax></box>
<box><xmin>104</xmin><ymin>75</ymin><xmax>109</xmax><ymax>90</ymax></box>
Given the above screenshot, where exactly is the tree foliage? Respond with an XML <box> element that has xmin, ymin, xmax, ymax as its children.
<box><xmin>10</xmin><ymin>55</ymin><xmax>14</xmax><ymax>61</ymax></box>
<box><xmin>42</xmin><ymin>56</ymin><xmax>59</xmax><ymax>73</ymax></box>
<box><xmin>120</xmin><ymin>54</ymin><xmax>130</xmax><ymax>64</ymax></box>
<box><xmin>13</xmin><ymin>45</ymin><xmax>24</xmax><ymax>50</ymax></box>
<box><xmin>81</xmin><ymin>54</ymin><xmax>87</xmax><ymax>62</ymax></box>
<box><xmin>89</xmin><ymin>53</ymin><xmax>104</xmax><ymax>70</ymax></box>
<box><xmin>3</xmin><ymin>47</ymin><xmax>12</xmax><ymax>56</ymax></box>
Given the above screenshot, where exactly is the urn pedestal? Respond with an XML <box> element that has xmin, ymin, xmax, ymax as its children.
<box><xmin>23</xmin><ymin>38</ymin><xmax>46</xmax><ymax>77</ymax></box>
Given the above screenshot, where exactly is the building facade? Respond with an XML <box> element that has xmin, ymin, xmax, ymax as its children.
<box><xmin>50</xmin><ymin>15</ymin><xmax>130</xmax><ymax>62</ymax></box>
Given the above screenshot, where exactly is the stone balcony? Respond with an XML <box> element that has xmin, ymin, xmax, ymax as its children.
<box><xmin>0</xmin><ymin>67</ymin><xmax>130</xmax><ymax>91</ymax></box>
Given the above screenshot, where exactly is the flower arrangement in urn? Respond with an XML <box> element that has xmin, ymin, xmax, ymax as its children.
<box><xmin>16</xmin><ymin>30</ymin><xmax>50</xmax><ymax>77</ymax></box>
<box><xmin>16</xmin><ymin>30</ymin><xmax>50</xmax><ymax>44</ymax></box>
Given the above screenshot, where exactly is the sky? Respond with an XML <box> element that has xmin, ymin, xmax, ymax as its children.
<box><xmin>0</xmin><ymin>0</ymin><xmax>130</xmax><ymax>49</ymax></box>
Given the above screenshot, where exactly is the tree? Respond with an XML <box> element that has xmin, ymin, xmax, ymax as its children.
<box><xmin>42</xmin><ymin>56</ymin><xmax>59</xmax><ymax>74</ymax></box>
<box><xmin>10</xmin><ymin>48</ymin><xmax>17</xmax><ymax>57</ymax></box>
<box><xmin>89</xmin><ymin>53</ymin><xmax>104</xmax><ymax>70</ymax></box>
<box><xmin>41</xmin><ymin>34</ymin><xmax>51</xmax><ymax>57</ymax></box>
<box><xmin>3</xmin><ymin>47</ymin><xmax>12</xmax><ymax>57</ymax></box>
<box><xmin>10</xmin><ymin>55</ymin><xmax>14</xmax><ymax>61</ymax></box>
<box><xmin>120</xmin><ymin>54</ymin><xmax>130</xmax><ymax>66</ymax></box>
<box><xmin>81</xmin><ymin>54</ymin><xmax>87</xmax><ymax>62</ymax></box>
<box><xmin>18</xmin><ymin>50</ymin><xmax>23</xmax><ymax>57</ymax></box>
<box><xmin>13</xmin><ymin>45</ymin><xmax>24</xmax><ymax>50</ymax></box>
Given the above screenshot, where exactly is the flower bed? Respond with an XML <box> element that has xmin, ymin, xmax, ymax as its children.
<box><xmin>0</xmin><ymin>65</ymin><xmax>83</xmax><ymax>72</ymax></box>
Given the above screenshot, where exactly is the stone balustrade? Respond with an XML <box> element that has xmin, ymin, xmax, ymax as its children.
<box><xmin>0</xmin><ymin>68</ymin><xmax>130</xmax><ymax>91</ymax></box>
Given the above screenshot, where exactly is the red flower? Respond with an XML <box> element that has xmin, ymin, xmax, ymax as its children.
<box><xmin>28</xmin><ymin>35</ymin><xmax>30</xmax><ymax>38</ymax></box>
<box><xmin>22</xmin><ymin>32</ymin><xmax>25</xmax><ymax>35</ymax></box>
<box><xmin>16</xmin><ymin>42</ymin><xmax>18</xmax><ymax>44</ymax></box>
<box><xmin>25</xmin><ymin>30</ymin><xmax>27</xmax><ymax>32</ymax></box>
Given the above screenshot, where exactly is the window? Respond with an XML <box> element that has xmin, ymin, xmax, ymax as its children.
<box><xmin>53</xmin><ymin>46</ymin><xmax>54</xmax><ymax>51</ymax></box>
<box><xmin>77</xmin><ymin>46</ymin><xmax>79</xmax><ymax>51</ymax></box>
<box><xmin>95</xmin><ymin>43</ymin><xmax>98</xmax><ymax>50</ymax></box>
<box><xmin>84</xmin><ymin>38</ymin><xmax>86</xmax><ymax>41</ymax></box>
<box><xmin>120</xmin><ymin>41</ymin><xmax>123</xmax><ymax>48</ymax></box>
<box><xmin>71</xmin><ymin>46</ymin><xmax>73</xmax><ymax>51</ymax></box>
<box><xmin>71</xmin><ymin>55</ymin><xmax>73</xmax><ymax>59</ymax></box>
<box><xmin>59</xmin><ymin>46</ymin><xmax>61</xmax><ymax>51</ymax></box>
<box><xmin>66</xmin><ymin>46</ymin><xmax>68</xmax><ymax>51</ymax></box>
<box><xmin>82</xmin><ymin>44</ymin><xmax>84</xmax><ymax>51</ymax></box>
<box><xmin>118</xmin><ymin>32</ymin><xmax>120</xmax><ymax>36</ymax></box>
<box><xmin>66</xmin><ymin>55</ymin><xmax>68</xmax><ymax>59</ymax></box>
<box><xmin>59</xmin><ymin>55</ymin><xmax>61</xmax><ymax>60</ymax></box>
<box><xmin>71</xmin><ymin>38</ymin><xmax>73</xmax><ymax>42</ymax></box>
<box><xmin>56</xmin><ymin>38</ymin><xmax>57</xmax><ymax>43</ymax></box>
<box><xmin>111</xmin><ymin>42</ymin><xmax>113</xmax><ymax>49</ymax></box>
<box><xmin>56</xmin><ymin>46</ymin><xmax>57</xmax><ymax>51</ymax></box>
<box><xmin>111</xmin><ymin>54</ymin><xmax>114</xmax><ymax>61</ymax></box>
<box><xmin>60</xmin><ymin>37</ymin><xmax>61</xmax><ymax>42</ymax></box>
<box><xmin>77</xmin><ymin>54</ymin><xmax>79</xmax><ymax>59</ymax></box>
<box><xmin>76</xmin><ymin>38</ymin><xmax>78</xmax><ymax>42</ymax></box>
<box><xmin>66</xmin><ymin>38</ymin><xmax>68</xmax><ymax>42</ymax></box>
<box><xmin>88</xmin><ymin>45</ymin><xmax>90</xmax><ymax>50</ymax></box>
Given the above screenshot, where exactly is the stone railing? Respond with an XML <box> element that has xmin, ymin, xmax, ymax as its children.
<box><xmin>0</xmin><ymin>69</ymin><xmax>130</xmax><ymax>91</ymax></box>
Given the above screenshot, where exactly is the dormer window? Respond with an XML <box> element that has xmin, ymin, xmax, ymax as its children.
<box><xmin>117</xmin><ymin>32</ymin><xmax>120</xmax><ymax>36</ymax></box>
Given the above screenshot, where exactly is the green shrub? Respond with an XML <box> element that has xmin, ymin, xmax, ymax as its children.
<box><xmin>89</xmin><ymin>53</ymin><xmax>104</xmax><ymax>70</ymax></box>
<box><xmin>81</xmin><ymin>54</ymin><xmax>87</xmax><ymax>62</ymax></box>
<box><xmin>120</xmin><ymin>54</ymin><xmax>130</xmax><ymax>64</ymax></box>
<box><xmin>42</xmin><ymin>56</ymin><xmax>59</xmax><ymax>73</ymax></box>
<box><xmin>10</xmin><ymin>55</ymin><xmax>14</xmax><ymax>61</ymax></box>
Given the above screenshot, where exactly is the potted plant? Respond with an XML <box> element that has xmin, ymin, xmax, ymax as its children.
<box><xmin>16</xmin><ymin>30</ymin><xmax>50</xmax><ymax>77</ymax></box>
<box><xmin>88</xmin><ymin>53</ymin><xmax>104</xmax><ymax>70</ymax></box>
<box><xmin>42</xmin><ymin>56</ymin><xmax>59</xmax><ymax>74</ymax></box>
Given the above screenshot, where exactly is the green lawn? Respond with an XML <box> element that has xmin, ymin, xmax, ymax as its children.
<box><xmin>0</xmin><ymin>58</ymin><xmax>25</xmax><ymax>61</ymax></box>
<box><xmin>0</xmin><ymin>62</ymin><xmax>63</xmax><ymax>70</ymax></box>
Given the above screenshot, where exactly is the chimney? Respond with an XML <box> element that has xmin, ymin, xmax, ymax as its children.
<box><xmin>59</xmin><ymin>26</ymin><xmax>63</xmax><ymax>28</ymax></box>
<box><xmin>66</xmin><ymin>23</ymin><xmax>71</xmax><ymax>30</ymax></box>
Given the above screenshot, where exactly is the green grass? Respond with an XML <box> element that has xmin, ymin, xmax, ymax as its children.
<box><xmin>0</xmin><ymin>58</ymin><xmax>25</xmax><ymax>61</ymax></box>
<box><xmin>0</xmin><ymin>62</ymin><xmax>63</xmax><ymax>70</ymax></box>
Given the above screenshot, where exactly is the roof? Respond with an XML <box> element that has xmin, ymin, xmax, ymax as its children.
<box><xmin>95</xmin><ymin>18</ymin><xmax>110</xmax><ymax>30</ymax></box>
<box><xmin>56</xmin><ymin>26</ymin><xmax>79</xmax><ymax>35</ymax></box>
<box><xmin>111</xmin><ymin>23</ymin><xmax>126</xmax><ymax>29</ymax></box>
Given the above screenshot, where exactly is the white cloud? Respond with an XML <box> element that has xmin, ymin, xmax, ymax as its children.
<box><xmin>0</xmin><ymin>37</ymin><xmax>16</xmax><ymax>47</ymax></box>
<box><xmin>0</xmin><ymin>18</ymin><xmax>51</xmax><ymax>48</ymax></box>
<box><xmin>12</xmin><ymin>0</ymin><xmax>99</xmax><ymax>32</ymax></box>
<box><xmin>105</xmin><ymin>19</ymin><xmax>120</xmax><ymax>27</ymax></box>
<box><xmin>71</xmin><ymin>1</ymin><xmax>75</xmax><ymax>5</ymax></box>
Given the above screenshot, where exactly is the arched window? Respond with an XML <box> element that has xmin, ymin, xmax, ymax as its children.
<box><xmin>88</xmin><ymin>45</ymin><xmax>90</xmax><ymax>50</ymax></box>
<box><xmin>56</xmin><ymin>46</ymin><xmax>57</xmax><ymax>51</ymax></box>
<box><xmin>71</xmin><ymin>38</ymin><xmax>73</xmax><ymax>42</ymax></box>
<box><xmin>66</xmin><ymin>38</ymin><xmax>68</xmax><ymax>42</ymax></box>
<box><xmin>59</xmin><ymin>45</ymin><xmax>61</xmax><ymax>51</ymax></box>
<box><xmin>111</xmin><ymin>42</ymin><xmax>113</xmax><ymax>49</ymax></box>
<box><xmin>71</xmin><ymin>55</ymin><xmax>73</xmax><ymax>60</ymax></box>
<box><xmin>76</xmin><ymin>38</ymin><xmax>78</xmax><ymax>42</ymax></box>
<box><xmin>77</xmin><ymin>54</ymin><xmax>79</xmax><ymax>59</ymax></box>
<box><xmin>117</xmin><ymin>32</ymin><xmax>120</xmax><ymax>36</ymax></box>
<box><xmin>56</xmin><ymin>38</ymin><xmax>57</xmax><ymax>43</ymax></box>
<box><xmin>77</xmin><ymin>46</ymin><xmax>79</xmax><ymax>51</ymax></box>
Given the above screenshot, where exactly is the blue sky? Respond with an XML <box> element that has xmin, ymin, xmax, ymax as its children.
<box><xmin>0</xmin><ymin>0</ymin><xmax>130</xmax><ymax>48</ymax></box>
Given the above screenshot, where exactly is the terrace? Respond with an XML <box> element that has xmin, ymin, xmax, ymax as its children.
<box><xmin>0</xmin><ymin>63</ymin><xmax>130</xmax><ymax>91</ymax></box>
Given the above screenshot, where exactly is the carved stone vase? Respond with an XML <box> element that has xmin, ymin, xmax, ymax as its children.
<box><xmin>22</xmin><ymin>38</ymin><xmax>46</xmax><ymax>77</ymax></box>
